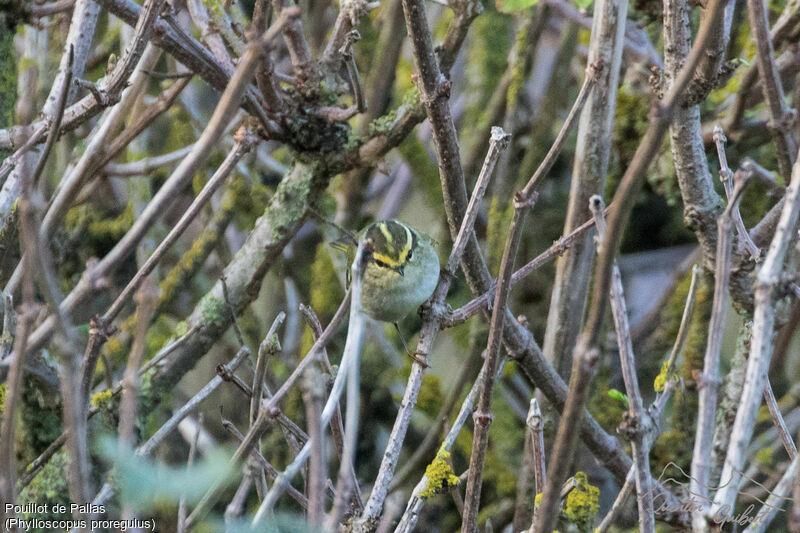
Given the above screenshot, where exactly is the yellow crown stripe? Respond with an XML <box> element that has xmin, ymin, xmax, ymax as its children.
<box><xmin>372</xmin><ymin>251</ymin><xmax>402</xmax><ymax>268</ymax></box>
<box><xmin>379</xmin><ymin>222</ymin><xmax>395</xmax><ymax>245</ymax></box>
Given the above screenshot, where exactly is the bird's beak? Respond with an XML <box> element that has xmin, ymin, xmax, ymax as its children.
<box><xmin>396</xmin><ymin>266</ymin><xmax>405</xmax><ymax>277</ymax></box>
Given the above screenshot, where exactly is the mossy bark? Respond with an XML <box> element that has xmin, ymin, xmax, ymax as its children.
<box><xmin>151</xmin><ymin>157</ymin><xmax>333</xmax><ymax>393</ymax></box>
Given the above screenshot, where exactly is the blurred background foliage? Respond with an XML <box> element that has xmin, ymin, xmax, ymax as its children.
<box><xmin>1</xmin><ymin>0</ymin><xmax>799</xmax><ymax>530</ymax></box>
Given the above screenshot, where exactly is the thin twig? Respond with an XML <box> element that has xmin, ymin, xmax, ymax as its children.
<box><xmin>250</xmin><ymin>239</ymin><xmax>371</xmax><ymax>525</ymax></box>
<box><xmin>461</xmin><ymin>192</ymin><xmax>540</xmax><ymax>532</ymax></box>
<box><xmin>763</xmin><ymin>380</ymin><xmax>798</xmax><ymax>459</ymax></box>
<box><xmin>118</xmin><ymin>277</ymin><xmax>159</xmax><ymax>449</ymax></box>
<box><xmin>0</xmin><ymin>296</ymin><xmax>34</xmax><ymax>519</ymax></box>
<box><xmin>691</xmin><ymin>173</ymin><xmax>748</xmax><ymax>527</ymax></box>
<box><xmin>713</xmin><ymin>146</ymin><xmax>800</xmax><ymax>518</ymax></box>
<box><xmin>394</xmin><ymin>360</ymin><xmax>509</xmax><ymax>533</ymax></box>
<box><xmin>177</xmin><ymin>414</ymin><xmax>202</xmax><ymax>533</ymax></box>
<box><xmin>357</xmin><ymin>126</ymin><xmax>510</xmax><ymax>527</ymax></box>
<box><xmin>102</xmin><ymin>145</ymin><xmax>194</xmax><ymax>176</ymax></box>
<box><xmin>341</xmin><ymin>30</ymin><xmax>366</xmax><ymax>113</ymax></box>
<box><xmin>521</xmin><ymin>398</ymin><xmax>546</xmax><ymax>530</ymax></box>
<box><xmin>537</xmin><ymin>0</ymin><xmax>727</xmax><ymax>528</ymax></box>
<box><xmin>528</xmin><ymin>399</ymin><xmax>546</xmax><ymax>496</ymax></box>
<box><xmin>714</xmin><ymin>126</ymin><xmax>761</xmax><ymax>259</ymax></box>
<box><xmin>247</xmin><ymin>312</ymin><xmax>285</xmax><ymax>501</ymax></box>
<box><xmin>303</xmin><ymin>366</ymin><xmax>326</xmax><ymax>526</ymax></box>
<box><xmin>590</xmin><ymin>195</ymin><xmax>654</xmax><ymax>533</ymax></box>
<box><xmin>463</xmin><ymin>67</ymin><xmax>597</xmax><ymax>527</ymax></box>
<box><xmin>748</xmin><ymin>0</ymin><xmax>798</xmax><ymax>180</ymax></box>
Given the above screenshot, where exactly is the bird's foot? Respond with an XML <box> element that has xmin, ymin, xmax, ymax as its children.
<box><xmin>407</xmin><ymin>350</ymin><xmax>429</xmax><ymax>369</ymax></box>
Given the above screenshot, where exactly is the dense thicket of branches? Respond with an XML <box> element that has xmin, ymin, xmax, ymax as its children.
<box><xmin>1</xmin><ymin>0</ymin><xmax>800</xmax><ymax>531</ymax></box>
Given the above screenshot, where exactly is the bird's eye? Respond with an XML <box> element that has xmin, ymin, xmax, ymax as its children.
<box><xmin>407</xmin><ymin>249</ymin><xmax>413</xmax><ymax>260</ymax></box>
<box><xmin>375</xmin><ymin>259</ymin><xmax>389</xmax><ymax>268</ymax></box>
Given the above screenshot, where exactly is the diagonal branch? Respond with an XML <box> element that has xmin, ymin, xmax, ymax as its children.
<box><xmin>748</xmin><ymin>0</ymin><xmax>798</xmax><ymax>180</ymax></box>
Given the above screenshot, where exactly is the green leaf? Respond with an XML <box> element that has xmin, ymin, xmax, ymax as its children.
<box><xmin>574</xmin><ymin>0</ymin><xmax>594</xmax><ymax>9</ymax></box>
<box><xmin>607</xmin><ymin>388</ymin><xmax>629</xmax><ymax>407</ymax></box>
<box><xmin>496</xmin><ymin>0</ymin><xmax>540</xmax><ymax>13</ymax></box>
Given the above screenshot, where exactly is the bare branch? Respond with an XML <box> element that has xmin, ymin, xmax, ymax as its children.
<box><xmin>103</xmin><ymin>130</ymin><xmax>257</xmax><ymax>323</ymax></box>
<box><xmin>763</xmin><ymin>380</ymin><xmax>798</xmax><ymax>459</ymax></box>
<box><xmin>303</xmin><ymin>367</ymin><xmax>326</xmax><ymax>526</ymax></box>
<box><xmin>357</xmin><ymin>126</ymin><xmax>510</xmax><ymax>527</ymax></box>
<box><xmin>714</xmin><ymin>126</ymin><xmax>761</xmax><ymax>259</ymax></box>
<box><xmin>748</xmin><ymin>0</ymin><xmax>798</xmax><ymax>180</ymax></box>
<box><xmin>589</xmin><ymin>195</ymin><xmax>654</xmax><ymax>533</ymax></box>
<box><xmin>691</xmin><ymin>173</ymin><xmax>747</xmax><ymax>527</ymax></box>
<box><xmin>461</xmin><ymin>189</ymin><xmax>539</xmax><ymax>532</ymax></box>
<box><xmin>250</xmin><ymin>239</ymin><xmax>371</xmax><ymax>524</ymax></box>
<box><xmin>741</xmin><ymin>453</ymin><xmax>800</xmax><ymax>533</ymax></box>
<box><xmin>713</xmin><ymin>145</ymin><xmax>800</xmax><ymax>517</ymax></box>
<box><xmin>544</xmin><ymin>0</ymin><xmax>629</xmax><ymax>378</ymax></box>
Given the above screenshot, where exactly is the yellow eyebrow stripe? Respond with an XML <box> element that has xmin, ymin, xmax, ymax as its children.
<box><xmin>373</xmin><ymin>252</ymin><xmax>401</xmax><ymax>268</ymax></box>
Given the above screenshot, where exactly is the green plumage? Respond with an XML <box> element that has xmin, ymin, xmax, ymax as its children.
<box><xmin>333</xmin><ymin>220</ymin><xmax>439</xmax><ymax>323</ymax></box>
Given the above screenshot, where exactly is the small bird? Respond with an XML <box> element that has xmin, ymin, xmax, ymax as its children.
<box><xmin>334</xmin><ymin>218</ymin><xmax>440</xmax><ymax>325</ymax></box>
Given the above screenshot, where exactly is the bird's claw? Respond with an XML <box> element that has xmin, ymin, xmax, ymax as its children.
<box><xmin>408</xmin><ymin>350</ymin><xmax>429</xmax><ymax>369</ymax></box>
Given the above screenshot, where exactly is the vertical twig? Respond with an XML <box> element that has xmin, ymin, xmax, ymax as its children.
<box><xmin>763</xmin><ymin>381</ymin><xmax>798</xmax><ymax>459</ymax></box>
<box><xmin>523</xmin><ymin>398</ymin><xmax>547</xmax><ymax>530</ymax></box>
<box><xmin>118</xmin><ymin>278</ymin><xmax>159</xmax><ymax>450</ymax></box>
<box><xmin>0</xmin><ymin>291</ymin><xmax>33</xmax><ymax>523</ymax></box>
<box><xmin>528</xmin><ymin>399</ymin><xmax>547</xmax><ymax>496</ymax></box>
<box><xmin>596</xmin><ymin>266</ymin><xmax>700</xmax><ymax>533</ymax></box>
<box><xmin>177</xmin><ymin>414</ymin><xmax>202</xmax><ymax>533</ymax></box>
<box><xmin>713</xmin><ymin>146</ymin><xmax>800</xmax><ymax>518</ymax></box>
<box><xmin>543</xmin><ymin>0</ymin><xmax>629</xmax><ymax>378</ymax></box>
<box><xmin>462</xmin><ymin>66</ymin><xmax>597</xmax><ymax>530</ymax></box>
<box><xmin>589</xmin><ymin>195</ymin><xmax>654</xmax><ymax>533</ymax></box>
<box><xmin>461</xmin><ymin>188</ymin><xmax>538</xmax><ymax>532</ymax></box>
<box><xmin>357</xmin><ymin>127</ymin><xmax>511</xmax><ymax>527</ymax></box>
<box><xmin>748</xmin><ymin>0</ymin><xmax>798</xmax><ymax>180</ymax></box>
<box><xmin>248</xmin><ymin>313</ymin><xmax>285</xmax><ymax>500</ymax></box>
<box><xmin>341</xmin><ymin>30</ymin><xmax>366</xmax><ymax>114</ymax></box>
<box><xmin>691</xmin><ymin>173</ymin><xmax>747</xmax><ymax>526</ymax></box>
<box><xmin>537</xmin><ymin>1</ymin><xmax>727</xmax><ymax>529</ymax></box>
<box><xmin>250</xmin><ymin>239</ymin><xmax>371</xmax><ymax>525</ymax></box>
<box><xmin>303</xmin><ymin>366</ymin><xmax>326</xmax><ymax>526</ymax></box>
<box><xmin>714</xmin><ymin>126</ymin><xmax>762</xmax><ymax>259</ymax></box>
